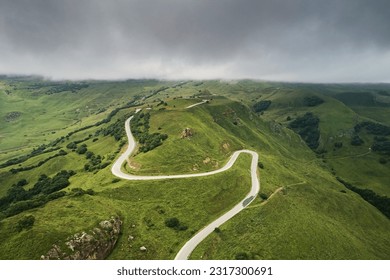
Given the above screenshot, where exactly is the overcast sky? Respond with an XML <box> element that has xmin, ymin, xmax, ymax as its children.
<box><xmin>0</xmin><ymin>0</ymin><xmax>389</xmax><ymax>82</ymax></box>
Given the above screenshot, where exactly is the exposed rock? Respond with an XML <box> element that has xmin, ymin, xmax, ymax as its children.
<box><xmin>128</xmin><ymin>235</ymin><xmax>134</xmax><ymax>241</ymax></box>
<box><xmin>41</xmin><ymin>216</ymin><xmax>122</xmax><ymax>260</ymax></box>
<box><xmin>222</xmin><ymin>142</ymin><xmax>230</xmax><ymax>152</ymax></box>
<box><xmin>140</xmin><ymin>246</ymin><xmax>147</xmax><ymax>251</ymax></box>
<box><xmin>181</xmin><ymin>128</ymin><xmax>193</xmax><ymax>139</ymax></box>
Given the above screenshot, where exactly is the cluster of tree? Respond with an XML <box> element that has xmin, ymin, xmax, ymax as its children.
<box><xmin>0</xmin><ymin>146</ymin><xmax>60</xmax><ymax>169</ymax></box>
<box><xmin>0</xmin><ymin>170</ymin><xmax>75</xmax><ymax>218</ymax></box>
<box><xmin>66</xmin><ymin>100</ymin><xmax>136</xmax><ymax>138</ymax></box>
<box><xmin>334</xmin><ymin>92</ymin><xmax>381</xmax><ymax>106</ymax></box>
<box><xmin>131</xmin><ymin>112</ymin><xmax>168</xmax><ymax>153</ymax></box>
<box><xmin>288</xmin><ymin>112</ymin><xmax>320</xmax><ymax>150</ymax></box>
<box><xmin>252</xmin><ymin>100</ymin><xmax>271</xmax><ymax>113</ymax></box>
<box><xmin>46</xmin><ymin>83</ymin><xmax>89</xmax><ymax>94</ymax></box>
<box><xmin>354</xmin><ymin>121</ymin><xmax>390</xmax><ymax>136</ymax></box>
<box><xmin>66</xmin><ymin>141</ymin><xmax>110</xmax><ymax>172</ymax></box>
<box><xmin>48</xmin><ymin>136</ymin><xmax>66</xmax><ymax>147</ymax></box>
<box><xmin>350</xmin><ymin>134</ymin><xmax>364</xmax><ymax>146</ymax></box>
<box><xmin>164</xmin><ymin>217</ymin><xmax>188</xmax><ymax>231</ymax></box>
<box><xmin>138</xmin><ymin>133</ymin><xmax>168</xmax><ymax>153</ymax></box>
<box><xmin>84</xmin><ymin>151</ymin><xmax>111</xmax><ymax>172</ymax></box>
<box><xmin>66</xmin><ymin>136</ymin><xmax>92</xmax><ymax>152</ymax></box>
<box><xmin>372</xmin><ymin>136</ymin><xmax>390</xmax><ymax>155</ymax></box>
<box><xmin>30</xmin><ymin>170</ymin><xmax>75</xmax><ymax>196</ymax></box>
<box><xmin>303</xmin><ymin>96</ymin><xmax>324</xmax><ymax>107</ymax></box>
<box><xmin>337</xmin><ymin>177</ymin><xmax>390</xmax><ymax>219</ymax></box>
<box><xmin>76</xmin><ymin>144</ymin><xmax>88</xmax><ymax>154</ymax></box>
<box><xmin>9</xmin><ymin>150</ymin><xmax>67</xmax><ymax>174</ymax></box>
<box><xmin>99</xmin><ymin>114</ymin><xmax>132</xmax><ymax>141</ymax></box>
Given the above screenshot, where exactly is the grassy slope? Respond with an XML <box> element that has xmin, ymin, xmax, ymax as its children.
<box><xmin>0</xmin><ymin>79</ymin><xmax>170</xmax><ymax>162</ymax></box>
<box><xmin>130</xmin><ymin>92</ymin><xmax>390</xmax><ymax>259</ymax></box>
<box><xmin>191</xmin><ymin>181</ymin><xmax>390</xmax><ymax>259</ymax></box>
<box><xmin>188</xmin><ymin>84</ymin><xmax>390</xmax><ymax>259</ymax></box>
<box><xmin>245</xmin><ymin>86</ymin><xmax>390</xmax><ymax>196</ymax></box>
<box><xmin>0</xmin><ymin>79</ymin><xmax>389</xmax><ymax>260</ymax></box>
<box><xmin>0</xmin><ymin>152</ymin><xmax>252</xmax><ymax>259</ymax></box>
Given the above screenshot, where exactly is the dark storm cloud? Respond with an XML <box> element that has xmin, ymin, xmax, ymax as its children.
<box><xmin>0</xmin><ymin>0</ymin><xmax>389</xmax><ymax>82</ymax></box>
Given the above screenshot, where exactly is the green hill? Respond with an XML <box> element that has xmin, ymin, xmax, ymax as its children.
<box><xmin>0</xmin><ymin>77</ymin><xmax>389</xmax><ymax>259</ymax></box>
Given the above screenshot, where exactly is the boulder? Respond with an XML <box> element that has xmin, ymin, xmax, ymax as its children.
<box><xmin>140</xmin><ymin>246</ymin><xmax>147</xmax><ymax>251</ymax></box>
<box><xmin>41</xmin><ymin>216</ymin><xmax>122</xmax><ymax>260</ymax></box>
<box><xmin>181</xmin><ymin>128</ymin><xmax>193</xmax><ymax>139</ymax></box>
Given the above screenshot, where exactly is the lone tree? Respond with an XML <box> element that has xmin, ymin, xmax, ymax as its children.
<box><xmin>165</xmin><ymin>217</ymin><xmax>180</xmax><ymax>228</ymax></box>
<box><xmin>164</xmin><ymin>217</ymin><xmax>188</xmax><ymax>231</ymax></box>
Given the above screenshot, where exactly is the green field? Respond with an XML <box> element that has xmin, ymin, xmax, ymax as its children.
<box><xmin>0</xmin><ymin>77</ymin><xmax>389</xmax><ymax>259</ymax></box>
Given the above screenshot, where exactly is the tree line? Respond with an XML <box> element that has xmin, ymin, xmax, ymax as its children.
<box><xmin>288</xmin><ymin>112</ymin><xmax>320</xmax><ymax>150</ymax></box>
<box><xmin>131</xmin><ymin>112</ymin><xmax>168</xmax><ymax>153</ymax></box>
<box><xmin>0</xmin><ymin>170</ymin><xmax>75</xmax><ymax>218</ymax></box>
<box><xmin>337</xmin><ymin>177</ymin><xmax>390</xmax><ymax>219</ymax></box>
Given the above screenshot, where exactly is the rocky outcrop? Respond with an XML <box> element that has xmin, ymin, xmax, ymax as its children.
<box><xmin>181</xmin><ymin>128</ymin><xmax>193</xmax><ymax>138</ymax></box>
<box><xmin>41</xmin><ymin>216</ymin><xmax>122</xmax><ymax>260</ymax></box>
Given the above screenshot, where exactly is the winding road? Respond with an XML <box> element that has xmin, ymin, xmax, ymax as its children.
<box><xmin>111</xmin><ymin>109</ymin><xmax>260</xmax><ymax>260</ymax></box>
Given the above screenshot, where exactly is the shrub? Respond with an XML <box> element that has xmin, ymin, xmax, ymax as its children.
<box><xmin>16</xmin><ymin>215</ymin><xmax>35</xmax><ymax>232</ymax></box>
<box><xmin>259</xmin><ymin>193</ymin><xmax>268</xmax><ymax>200</ymax></box>
<box><xmin>66</xmin><ymin>142</ymin><xmax>77</xmax><ymax>150</ymax></box>
<box><xmin>258</xmin><ymin>162</ymin><xmax>264</xmax><ymax>169</ymax></box>
<box><xmin>165</xmin><ymin>217</ymin><xmax>180</xmax><ymax>228</ymax></box>
<box><xmin>164</xmin><ymin>217</ymin><xmax>188</xmax><ymax>231</ymax></box>
<box><xmin>58</xmin><ymin>150</ymin><xmax>67</xmax><ymax>156</ymax></box>
<box><xmin>85</xmin><ymin>151</ymin><xmax>94</xmax><ymax>159</ymax></box>
<box><xmin>177</xmin><ymin>225</ymin><xmax>188</xmax><ymax>231</ymax></box>
<box><xmin>76</xmin><ymin>144</ymin><xmax>87</xmax><ymax>154</ymax></box>
<box><xmin>235</xmin><ymin>252</ymin><xmax>250</xmax><ymax>260</ymax></box>
<box><xmin>253</xmin><ymin>100</ymin><xmax>271</xmax><ymax>113</ymax></box>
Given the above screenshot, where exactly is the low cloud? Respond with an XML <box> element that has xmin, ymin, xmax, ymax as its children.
<box><xmin>0</xmin><ymin>0</ymin><xmax>389</xmax><ymax>82</ymax></box>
